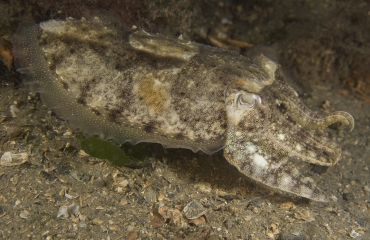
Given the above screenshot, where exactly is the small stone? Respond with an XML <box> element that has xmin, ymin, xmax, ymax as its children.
<box><xmin>183</xmin><ymin>200</ymin><xmax>207</xmax><ymax>220</ymax></box>
<box><xmin>113</xmin><ymin>178</ymin><xmax>128</xmax><ymax>193</ymax></box>
<box><xmin>46</xmin><ymin>131</ymin><xmax>58</xmax><ymax>140</ymax></box>
<box><xmin>91</xmin><ymin>218</ymin><xmax>104</xmax><ymax>225</ymax></box>
<box><xmin>93</xmin><ymin>177</ymin><xmax>106</xmax><ymax>188</ymax></box>
<box><xmin>68</xmin><ymin>203</ymin><xmax>79</xmax><ymax>214</ymax></box>
<box><xmin>120</xmin><ymin>199</ymin><xmax>129</xmax><ymax>206</ymax></box>
<box><xmin>227</xmin><ymin>204</ymin><xmax>241</xmax><ymax>215</ymax></box>
<box><xmin>266</xmin><ymin>223</ymin><xmax>280</xmax><ymax>238</ymax></box>
<box><xmin>79</xmin><ymin>214</ymin><xmax>87</xmax><ymax>222</ymax></box>
<box><xmin>70</xmin><ymin>171</ymin><xmax>90</xmax><ymax>182</ymax></box>
<box><xmin>157</xmin><ymin>192</ymin><xmax>165</xmax><ymax>201</ymax></box>
<box><xmin>56</xmin><ymin>203</ymin><xmax>79</xmax><ymax>219</ymax></box>
<box><xmin>10</xmin><ymin>174</ymin><xmax>19</xmax><ymax>185</ymax></box>
<box><xmin>78</xmin><ymin>150</ymin><xmax>89</xmax><ymax>156</ymax></box>
<box><xmin>293</xmin><ymin>209</ymin><xmax>315</xmax><ymax>222</ymax></box>
<box><xmin>78</xmin><ymin>221</ymin><xmax>87</xmax><ymax>228</ymax></box>
<box><xmin>349</xmin><ymin>230</ymin><xmax>362</xmax><ymax>238</ymax></box>
<box><xmin>19</xmin><ymin>210</ymin><xmax>30</xmax><ymax>219</ymax></box>
<box><xmin>150</xmin><ymin>215</ymin><xmax>163</xmax><ymax>228</ymax></box>
<box><xmin>158</xmin><ymin>206</ymin><xmax>183</xmax><ymax>225</ymax></box>
<box><xmin>194</xmin><ymin>182</ymin><xmax>212</xmax><ymax>193</ymax></box>
<box><xmin>280</xmin><ymin>202</ymin><xmax>296</xmax><ymax>209</ymax></box>
<box><xmin>342</xmin><ymin>192</ymin><xmax>354</xmax><ymax>201</ymax></box>
<box><xmin>244</xmin><ymin>215</ymin><xmax>253</xmax><ymax>222</ymax></box>
<box><xmin>63</xmin><ymin>130</ymin><xmax>73</xmax><ymax>136</ymax></box>
<box><xmin>65</xmin><ymin>191</ymin><xmax>79</xmax><ymax>199</ymax></box>
<box><xmin>144</xmin><ymin>188</ymin><xmax>157</xmax><ymax>202</ymax></box>
<box><xmin>126</xmin><ymin>231</ymin><xmax>138</xmax><ymax>240</ymax></box>
<box><xmin>109</xmin><ymin>225</ymin><xmax>121</xmax><ymax>232</ymax></box>
<box><xmin>329</xmin><ymin>195</ymin><xmax>338</xmax><ymax>202</ymax></box>
<box><xmin>6</xmin><ymin>126</ymin><xmax>23</xmax><ymax>138</ymax></box>
<box><xmin>188</xmin><ymin>216</ymin><xmax>207</xmax><ymax>226</ymax></box>
<box><xmin>57</xmin><ymin>206</ymin><xmax>69</xmax><ymax>218</ymax></box>
<box><xmin>10</xmin><ymin>105</ymin><xmax>20</xmax><ymax>118</ymax></box>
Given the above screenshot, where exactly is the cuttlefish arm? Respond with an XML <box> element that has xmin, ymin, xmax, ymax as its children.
<box><xmin>223</xmin><ymin>55</ymin><xmax>354</xmax><ymax>202</ymax></box>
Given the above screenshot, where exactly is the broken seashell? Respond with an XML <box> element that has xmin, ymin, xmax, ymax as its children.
<box><xmin>1</xmin><ymin>152</ymin><xmax>29</xmax><ymax>166</ymax></box>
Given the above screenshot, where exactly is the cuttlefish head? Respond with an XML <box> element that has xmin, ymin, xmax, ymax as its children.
<box><xmin>223</xmin><ymin>55</ymin><xmax>354</xmax><ymax>202</ymax></box>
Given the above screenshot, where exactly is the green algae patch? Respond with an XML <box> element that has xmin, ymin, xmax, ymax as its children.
<box><xmin>80</xmin><ymin>135</ymin><xmax>132</xmax><ymax>167</ymax></box>
<box><xmin>79</xmin><ymin>134</ymin><xmax>153</xmax><ymax>167</ymax></box>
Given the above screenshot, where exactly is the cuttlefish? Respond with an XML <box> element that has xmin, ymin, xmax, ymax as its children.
<box><xmin>12</xmin><ymin>17</ymin><xmax>354</xmax><ymax>202</ymax></box>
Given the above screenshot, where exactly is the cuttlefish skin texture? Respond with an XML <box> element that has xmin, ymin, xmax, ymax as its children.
<box><xmin>12</xmin><ymin>18</ymin><xmax>354</xmax><ymax>202</ymax></box>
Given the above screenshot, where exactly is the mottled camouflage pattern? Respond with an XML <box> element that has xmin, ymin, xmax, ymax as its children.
<box><xmin>12</xmin><ymin>17</ymin><xmax>354</xmax><ymax>201</ymax></box>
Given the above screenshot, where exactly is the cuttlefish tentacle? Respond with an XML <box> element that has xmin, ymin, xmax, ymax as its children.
<box><xmin>256</xmin><ymin>102</ymin><xmax>341</xmax><ymax>167</ymax></box>
<box><xmin>270</xmin><ymin>73</ymin><xmax>354</xmax><ymax>131</ymax></box>
<box><xmin>263</xmin><ymin>128</ymin><xmax>341</xmax><ymax>167</ymax></box>
<box><xmin>263</xmin><ymin>99</ymin><xmax>342</xmax><ymax>166</ymax></box>
<box><xmin>284</xmin><ymin>104</ymin><xmax>354</xmax><ymax>131</ymax></box>
<box><xmin>269</xmin><ymin>81</ymin><xmax>354</xmax><ymax>132</ymax></box>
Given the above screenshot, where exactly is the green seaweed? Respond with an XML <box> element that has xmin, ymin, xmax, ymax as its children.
<box><xmin>80</xmin><ymin>135</ymin><xmax>132</xmax><ymax>167</ymax></box>
<box><xmin>79</xmin><ymin>134</ymin><xmax>153</xmax><ymax>167</ymax></box>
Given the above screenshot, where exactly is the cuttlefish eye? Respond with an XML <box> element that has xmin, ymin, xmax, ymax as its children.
<box><xmin>234</xmin><ymin>90</ymin><xmax>261</xmax><ymax>110</ymax></box>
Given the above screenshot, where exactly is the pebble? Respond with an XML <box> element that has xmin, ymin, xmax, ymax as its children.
<box><xmin>342</xmin><ymin>192</ymin><xmax>355</xmax><ymax>201</ymax></box>
<box><xmin>93</xmin><ymin>177</ymin><xmax>106</xmax><ymax>188</ymax></box>
<box><xmin>109</xmin><ymin>225</ymin><xmax>121</xmax><ymax>232</ymax></box>
<box><xmin>183</xmin><ymin>200</ymin><xmax>207</xmax><ymax>220</ymax></box>
<box><xmin>266</xmin><ymin>223</ymin><xmax>280</xmax><ymax>238</ymax></box>
<box><xmin>158</xmin><ymin>205</ymin><xmax>183</xmax><ymax>225</ymax></box>
<box><xmin>280</xmin><ymin>201</ymin><xmax>296</xmax><ymax>209</ymax></box>
<box><xmin>68</xmin><ymin>203</ymin><xmax>79</xmax><ymax>214</ymax></box>
<box><xmin>112</xmin><ymin>172</ymin><xmax>129</xmax><ymax>193</ymax></box>
<box><xmin>120</xmin><ymin>199</ymin><xmax>129</xmax><ymax>206</ymax></box>
<box><xmin>188</xmin><ymin>216</ymin><xmax>207</xmax><ymax>226</ymax></box>
<box><xmin>145</xmin><ymin>189</ymin><xmax>157</xmax><ymax>202</ymax></box>
<box><xmin>19</xmin><ymin>210</ymin><xmax>30</xmax><ymax>219</ymax></box>
<box><xmin>194</xmin><ymin>182</ymin><xmax>212</xmax><ymax>193</ymax></box>
<box><xmin>64</xmin><ymin>191</ymin><xmax>79</xmax><ymax>199</ymax></box>
<box><xmin>350</xmin><ymin>229</ymin><xmax>362</xmax><ymax>238</ymax></box>
<box><xmin>57</xmin><ymin>206</ymin><xmax>69</xmax><ymax>218</ymax></box>
<box><xmin>9</xmin><ymin>104</ymin><xmax>20</xmax><ymax>118</ymax></box>
<box><xmin>364</xmin><ymin>185</ymin><xmax>370</xmax><ymax>193</ymax></box>
<box><xmin>56</xmin><ymin>203</ymin><xmax>79</xmax><ymax>219</ymax></box>
<box><xmin>78</xmin><ymin>221</ymin><xmax>87</xmax><ymax>228</ymax></box>
<box><xmin>92</xmin><ymin>218</ymin><xmax>104</xmax><ymax>225</ymax></box>
<box><xmin>293</xmin><ymin>209</ymin><xmax>315</xmax><ymax>222</ymax></box>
